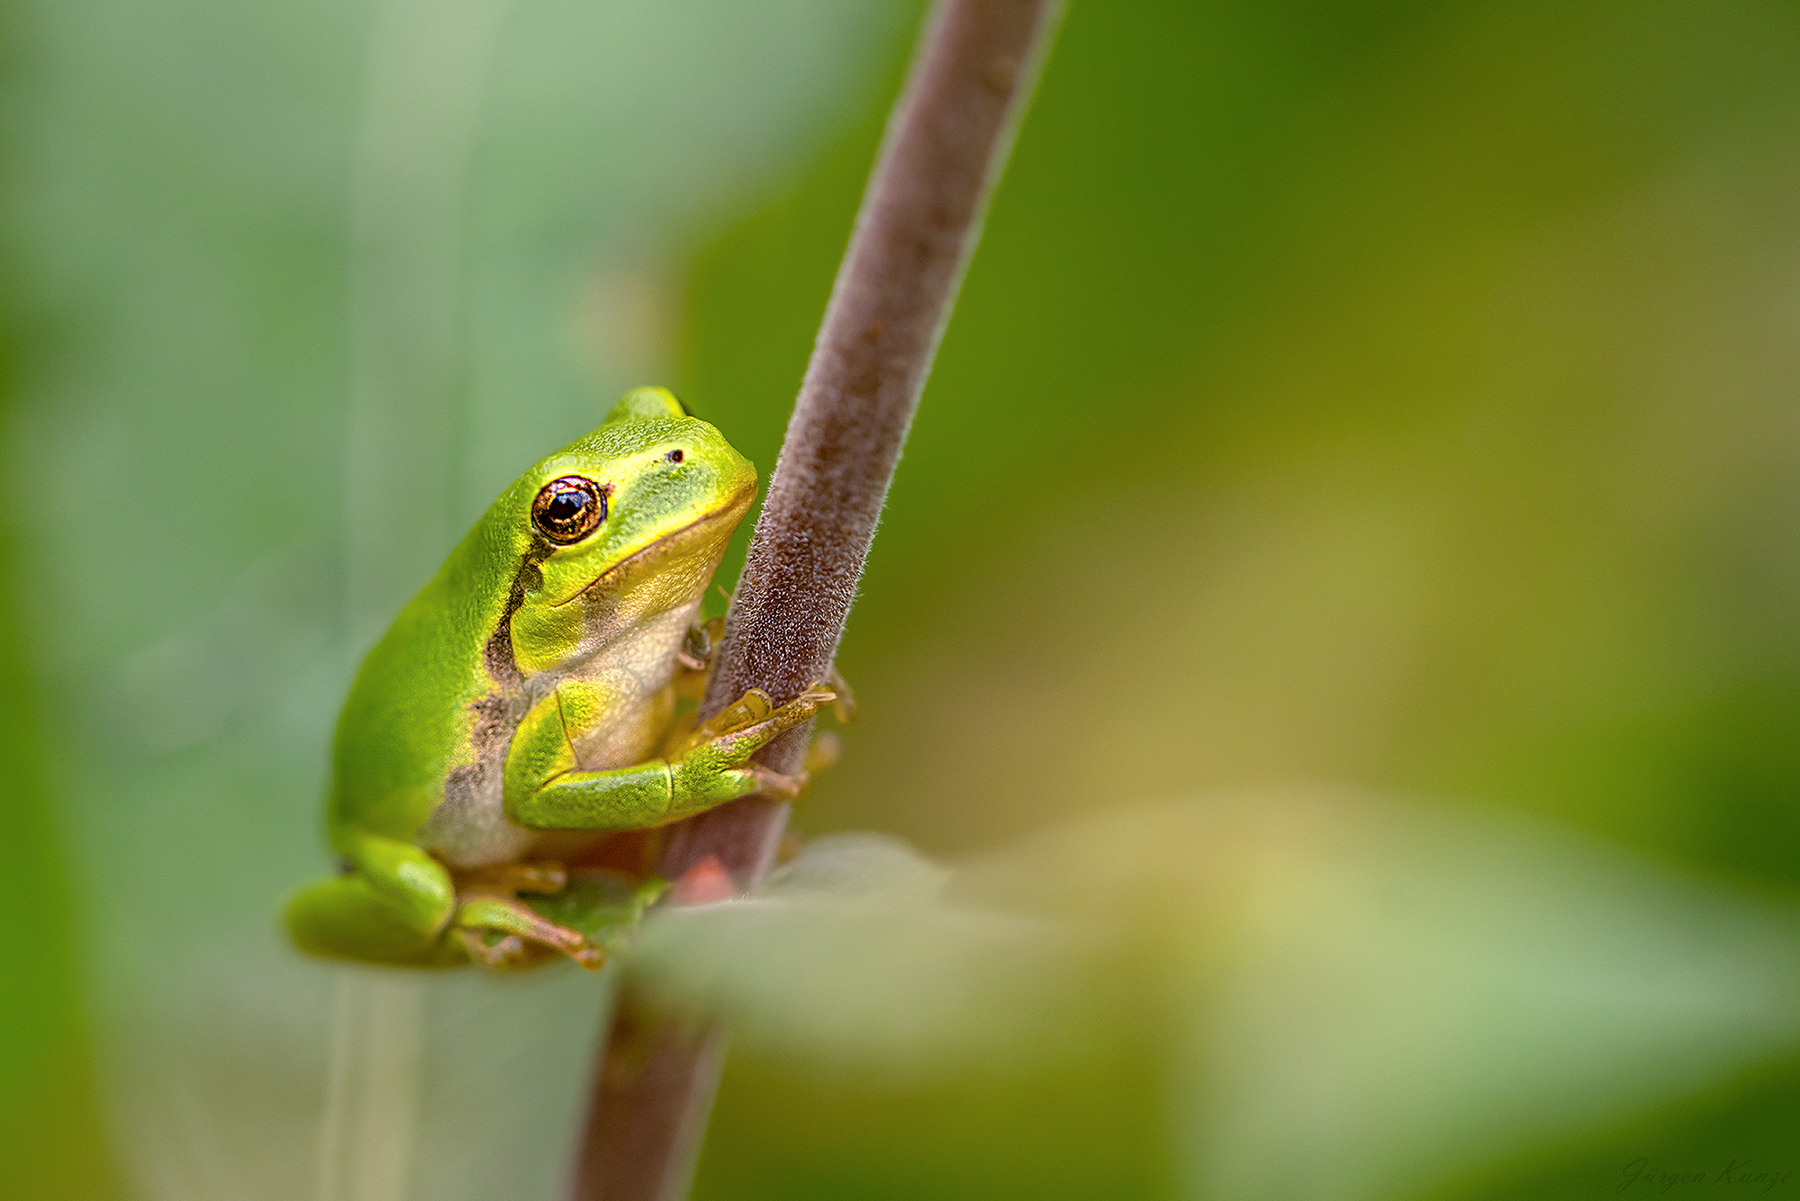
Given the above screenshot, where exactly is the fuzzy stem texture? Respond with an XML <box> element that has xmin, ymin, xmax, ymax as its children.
<box><xmin>568</xmin><ymin>2</ymin><xmax>1062</xmax><ymax>1197</ymax></box>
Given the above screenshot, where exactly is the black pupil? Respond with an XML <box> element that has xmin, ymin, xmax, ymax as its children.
<box><xmin>548</xmin><ymin>493</ymin><xmax>584</xmax><ymax>519</ymax></box>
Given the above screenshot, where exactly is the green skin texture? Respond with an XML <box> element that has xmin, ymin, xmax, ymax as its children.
<box><xmin>286</xmin><ymin>388</ymin><xmax>822</xmax><ymax>968</ymax></box>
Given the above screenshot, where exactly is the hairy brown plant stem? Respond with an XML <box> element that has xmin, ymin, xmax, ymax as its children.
<box><xmin>567</xmin><ymin>2</ymin><xmax>1063</xmax><ymax>1197</ymax></box>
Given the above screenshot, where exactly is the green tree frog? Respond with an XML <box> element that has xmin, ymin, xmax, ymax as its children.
<box><xmin>286</xmin><ymin>387</ymin><xmax>829</xmax><ymax>969</ymax></box>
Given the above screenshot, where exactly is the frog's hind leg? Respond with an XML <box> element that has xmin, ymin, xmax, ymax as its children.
<box><xmin>453</xmin><ymin>895</ymin><xmax>605</xmax><ymax>970</ymax></box>
<box><xmin>286</xmin><ymin>874</ymin><xmax>467</xmax><ymax>968</ymax></box>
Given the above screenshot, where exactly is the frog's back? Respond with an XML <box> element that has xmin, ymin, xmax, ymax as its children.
<box><xmin>329</xmin><ymin>528</ymin><xmax>514</xmax><ymax>848</ymax></box>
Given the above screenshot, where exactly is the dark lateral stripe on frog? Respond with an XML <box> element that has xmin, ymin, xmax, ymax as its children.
<box><xmin>441</xmin><ymin>538</ymin><xmax>556</xmax><ymax>825</ymax></box>
<box><xmin>483</xmin><ymin>536</ymin><xmax>555</xmax><ymax>688</ymax></box>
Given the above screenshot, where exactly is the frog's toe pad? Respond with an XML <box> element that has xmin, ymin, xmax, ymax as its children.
<box><xmin>748</xmin><ymin>764</ymin><xmax>808</xmax><ymax>800</ymax></box>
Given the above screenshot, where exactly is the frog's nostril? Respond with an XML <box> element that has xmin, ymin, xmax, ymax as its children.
<box><xmin>666</xmin><ymin>449</ymin><xmax>684</xmax><ymax>464</ymax></box>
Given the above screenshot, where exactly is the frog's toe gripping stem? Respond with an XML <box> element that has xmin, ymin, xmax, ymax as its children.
<box><xmin>743</xmin><ymin>762</ymin><xmax>807</xmax><ymax>801</ymax></box>
<box><xmin>693</xmin><ymin>684</ymin><xmax>834</xmax><ymax>755</ymax></box>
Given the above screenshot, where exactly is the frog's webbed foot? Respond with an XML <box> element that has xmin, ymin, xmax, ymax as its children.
<box><xmin>452</xmin><ymin>865</ymin><xmax>606</xmax><ymax>970</ymax></box>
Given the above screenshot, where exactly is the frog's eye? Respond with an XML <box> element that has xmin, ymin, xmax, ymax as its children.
<box><xmin>531</xmin><ymin>476</ymin><xmax>606</xmax><ymax>544</ymax></box>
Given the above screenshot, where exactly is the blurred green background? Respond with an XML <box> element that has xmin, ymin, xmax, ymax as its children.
<box><xmin>8</xmin><ymin>0</ymin><xmax>1800</xmax><ymax>1197</ymax></box>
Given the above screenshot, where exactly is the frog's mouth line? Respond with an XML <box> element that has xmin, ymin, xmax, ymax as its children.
<box><xmin>548</xmin><ymin>483</ymin><xmax>755</xmax><ymax>609</ymax></box>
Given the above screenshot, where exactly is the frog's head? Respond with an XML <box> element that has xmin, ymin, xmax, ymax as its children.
<box><xmin>498</xmin><ymin>387</ymin><xmax>756</xmax><ymax>675</ymax></box>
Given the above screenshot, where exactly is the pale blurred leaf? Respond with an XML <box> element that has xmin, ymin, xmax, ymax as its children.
<box><xmin>642</xmin><ymin>796</ymin><xmax>1800</xmax><ymax>1200</ymax></box>
<box><xmin>628</xmin><ymin>834</ymin><xmax>1083</xmax><ymax>1072</ymax></box>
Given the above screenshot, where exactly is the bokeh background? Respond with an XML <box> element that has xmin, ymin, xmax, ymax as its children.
<box><xmin>7</xmin><ymin>0</ymin><xmax>1800</xmax><ymax>1197</ymax></box>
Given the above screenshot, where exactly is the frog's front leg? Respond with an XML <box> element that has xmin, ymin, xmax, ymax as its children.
<box><xmin>505</xmin><ymin>679</ymin><xmax>833</xmax><ymax>831</ymax></box>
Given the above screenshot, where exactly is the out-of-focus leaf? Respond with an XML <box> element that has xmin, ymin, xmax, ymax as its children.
<box><xmin>648</xmin><ymin>797</ymin><xmax>1800</xmax><ymax>1201</ymax></box>
<box><xmin>629</xmin><ymin>834</ymin><xmax>1084</xmax><ymax>1072</ymax></box>
<box><xmin>984</xmin><ymin>793</ymin><xmax>1800</xmax><ymax>1201</ymax></box>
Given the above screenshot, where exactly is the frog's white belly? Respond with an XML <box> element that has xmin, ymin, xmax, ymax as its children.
<box><xmin>422</xmin><ymin>603</ymin><xmax>695</xmax><ymax>869</ymax></box>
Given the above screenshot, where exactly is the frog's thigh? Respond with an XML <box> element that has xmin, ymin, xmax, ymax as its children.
<box><xmin>504</xmin><ymin>681</ymin><xmax>682</xmax><ymax>831</ymax></box>
<box><xmin>338</xmin><ymin>828</ymin><xmax>457</xmax><ymax>935</ymax></box>
<box><xmin>286</xmin><ymin>874</ymin><xmax>465</xmax><ymax>967</ymax></box>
